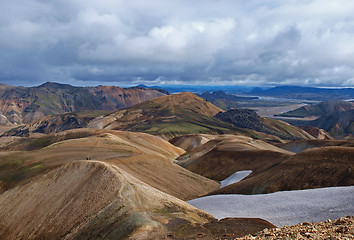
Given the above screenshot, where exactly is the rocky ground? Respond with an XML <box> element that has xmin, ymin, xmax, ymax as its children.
<box><xmin>237</xmin><ymin>216</ymin><xmax>353</xmax><ymax>240</ymax></box>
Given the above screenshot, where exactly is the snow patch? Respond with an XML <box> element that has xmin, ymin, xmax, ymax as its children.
<box><xmin>220</xmin><ymin>170</ymin><xmax>252</xmax><ymax>187</ymax></box>
<box><xmin>188</xmin><ymin>186</ymin><xmax>354</xmax><ymax>227</ymax></box>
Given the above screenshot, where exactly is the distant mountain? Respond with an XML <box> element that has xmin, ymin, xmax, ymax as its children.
<box><xmin>0</xmin><ymin>82</ymin><xmax>167</xmax><ymax>124</ymax></box>
<box><xmin>311</xmin><ymin>110</ymin><xmax>354</xmax><ymax>137</ymax></box>
<box><xmin>250</xmin><ymin>86</ymin><xmax>354</xmax><ymax>101</ymax></box>
<box><xmin>2</xmin><ymin>111</ymin><xmax>110</xmax><ymax>137</ymax></box>
<box><xmin>133</xmin><ymin>84</ymin><xmax>170</xmax><ymax>95</ymax></box>
<box><xmin>199</xmin><ymin>91</ymin><xmax>258</xmax><ymax>110</ymax></box>
<box><xmin>215</xmin><ymin>109</ymin><xmax>314</xmax><ymax>140</ymax></box>
<box><xmin>278</xmin><ymin>100</ymin><xmax>354</xmax><ymax>118</ymax></box>
<box><xmin>278</xmin><ymin>100</ymin><xmax>354</xmax><ymax>138</ymax></box>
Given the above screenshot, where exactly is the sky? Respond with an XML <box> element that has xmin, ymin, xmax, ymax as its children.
<box><xmin>1</xmin><ymin>0</ymin><xmax>354</xmax><ymax>88</ymax></box>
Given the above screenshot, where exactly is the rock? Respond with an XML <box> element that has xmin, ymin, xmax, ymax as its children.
<box><xmin>236</xmin><ymin>216</ymin><xmax>354</xmax><ymax>240</ymax></box>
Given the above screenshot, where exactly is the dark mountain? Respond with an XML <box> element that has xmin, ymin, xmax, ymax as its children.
<box><xmin>132</xmin><ymin>84</ymin><xmax>170</xmax><ymax>95</ymax></box>
<box><xmin>215</xmin><ymin>109</ymin><xmax>314</xmax><ymax>140</ymax></box>
<box><xmin>250</xmin><ymin>86</ymin><xmax>354</xmax><ymax>101</ymax></box>
<box><xmin>199</xmin><ymin>91</ymin><xmax>258</xmax><ymax>110</ymax></box>
<box><xmin>0</xmin><ymin>82</ymin><xmax>167</xmax><ymax>124</ymax></box>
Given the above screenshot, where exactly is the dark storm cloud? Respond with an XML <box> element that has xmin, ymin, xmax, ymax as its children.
<box><xmin>0</xmin><ymin>0</ymin><xmax>353</xmax><ymax>87</ymax></box>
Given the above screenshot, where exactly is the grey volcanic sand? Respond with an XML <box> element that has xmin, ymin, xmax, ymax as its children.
<box><xmin>188</xmin><ymin>186</ymin><xmax>354</xmax><ymax>227</ymax></box>
<box><xmin>220</xmin><ymin>170</ymin><xmax>252</xmax><ymax>187</ymax></box>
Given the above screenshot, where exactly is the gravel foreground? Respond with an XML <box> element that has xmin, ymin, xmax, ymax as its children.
<box><xmin>236</xmin><ymin>216</ymin><xmax>354</xmax><ymax>240</ymax></box>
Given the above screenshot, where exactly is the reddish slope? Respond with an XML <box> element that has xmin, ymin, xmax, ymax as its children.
<box><xmin>211</xmin><ymin>146</ymin><xmax>354</xmax><ymax>195</ymax></box>
<box><xmin>0</xmin><ymin>83</ymin><xmax>166</xmax><ymax>124</ymax></box>
<box><xmin>175</xmin><ymin>134</ymin><xmax>293</xmax><ymax>181</ymax></box>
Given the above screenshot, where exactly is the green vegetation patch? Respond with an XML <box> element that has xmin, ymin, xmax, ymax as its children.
<box><xmin>76</xmin><ymin>110</ymin><xmax>114</xmax><ymax>118</ymax></box>
<box><xmin>132</xmin><ymin>118</ymin><xmax>235</xmax><ymax>137</ymax></box>
<box><xmin>0</xmin><ymin>156</ymin><xmax>47</xmax><ymax>192</ymax></box>
<box><xmin>25</xmin><ymin>135</ymin><xmax>56</xmax><ymax>150</ymax></box>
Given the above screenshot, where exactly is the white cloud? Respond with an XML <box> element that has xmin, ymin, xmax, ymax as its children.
<box><xmin>0</xmin><ymin>0</ymin><xmax>353</xmax><ymax>87</ymax></box>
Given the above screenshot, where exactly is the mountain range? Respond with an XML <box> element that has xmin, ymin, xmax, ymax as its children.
<box><xmin>0</xmin><ymin>82</ymin><xmax>167</xmax><ymax>125</ymax></box>
<box><xmin>250</xmin><ymin>86</ymin><xmax>354</xmax><ymax>101</ymax></box>
<box><xmin>199</xmin><ymin>91</ymin><xmax>258</xmax><ymax>109</ymax></box>
<box><xmin>3</xmin><ymin>91</ymin><xmax>315</xmax><ymax>142</ymax></box>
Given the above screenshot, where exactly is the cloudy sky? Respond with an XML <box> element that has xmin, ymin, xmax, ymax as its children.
<box><xmin>1</xmin><ymin>0</ymin><xmax>354</xmax><ymax>87</ymax></box>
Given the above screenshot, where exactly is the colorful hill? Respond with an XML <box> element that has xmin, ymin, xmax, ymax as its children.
<box><xmin>0</xmin><ymin>82</ymin><xmax>167</xmax><ymax>124</ymax></box>
<box><xmin>87</xmin><ymin>92</ymin><xmax>237</xmax><ymax>139</ymax></box>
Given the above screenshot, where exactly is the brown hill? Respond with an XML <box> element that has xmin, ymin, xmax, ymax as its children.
<box><xmin>0</xmin><ymin>82</ymin><xmax>166</xmax><ymax>124</ymax></box>
<box><xmin>211</xmin><ymin>146</ymin><xmax>354</xmax><ymax>195</ymax></box>
<box><xmin>0</xmin><ymin>160</ymin><xmax>275</xmax><ymax>240</ymax></box>
<box><xmin>299</xmin><ymin>126</ymin><xmax>333</xmax><ymax>140</ymax></box>
<box><xmin>87</xmin><ymin>92</ymin><xmax>238</xmax><ymax>139</ymax></box>
<box><xmin>0</xmin><ymin>160</ymin><xmax>211</xmax><ymax>239</ymax></box>
<box><xmin>0</xmin><ymin>129</ymin><xmax>219</xmax><ymax>200</ymax></box>
<box><xmin>175</xmin><ymin>134</ymin><xmax>293</xmax><ymax>181</ymax></box>
<box><xmin>276</xmin><ymin>139</ymin><xmax>354</xmax><ymax>153</ymax></box>
<box><xmin>169</xmin><ymin>134</ymin><xmax>218</xmax><ymax>152</ymax></box>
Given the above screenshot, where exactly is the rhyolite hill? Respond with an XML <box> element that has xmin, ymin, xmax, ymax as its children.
<box><xmin>0</xmin><ymin>82</ymin><xmax>167</xmax><ymax>125</ymax></box>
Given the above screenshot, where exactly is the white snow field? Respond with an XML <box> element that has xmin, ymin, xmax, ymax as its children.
<box><xmin>220</xmin><ymin>170</ymin><xmax>252</xmax><ymax>187</ymax></box>
<box><xmin>188</xmin><ymin>186</ymin><xmax>354</xmax><ymax>227</ymax></box>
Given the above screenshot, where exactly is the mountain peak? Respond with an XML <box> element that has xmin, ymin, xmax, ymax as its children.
<box><xmin>37</xmin><ymin>81</ymin><xmax>76</xmax><ymax>90</ymax></box>
<box><xmin>139</xmin><ymin>91</ymin><xmax>223</xmax><ymax>117</ymax></box>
